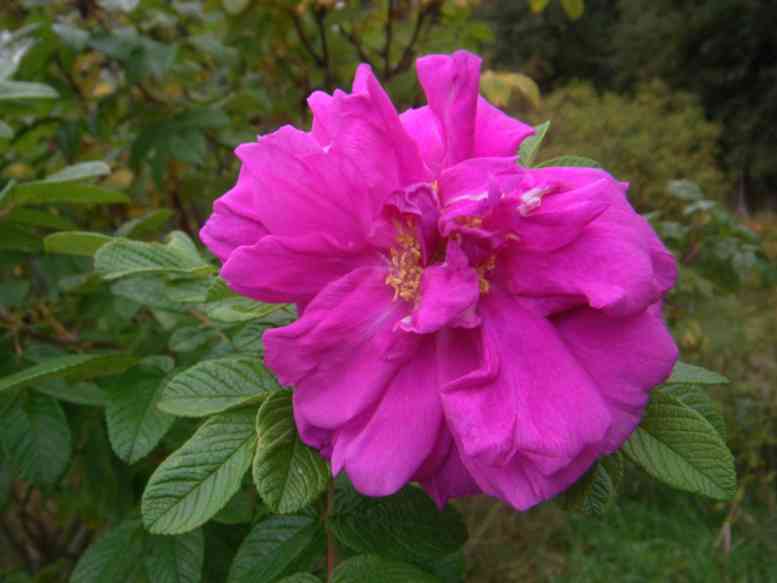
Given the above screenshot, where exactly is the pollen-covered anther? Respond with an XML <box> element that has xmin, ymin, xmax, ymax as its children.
<box><xmin>517</xmin><ymin>186</ymin><xmax>551</xmax><ymax>216</ymax></box>
<box><xmin>455</xmin><ymin>215</ymin><xmax>484</xmax><ymax>228</ymax></box>
<box><xmin>385</xmin><ymin>224</ymin><xmax>423</xmax><ymax>302</ymax></box>
<box><xmin>477</xmin><ymin>255</ymin><xmax>497</xmax><ymax>295</ymax></box>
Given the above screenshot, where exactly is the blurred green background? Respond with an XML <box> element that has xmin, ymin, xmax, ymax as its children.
<box><xmin>1</xmin><ymin>0</ymin><xmax>776</xmax><ymax>581</ymax></box>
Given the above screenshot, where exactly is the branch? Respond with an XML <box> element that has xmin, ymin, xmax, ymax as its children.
<box><xmin>313</xmin><ymin>7</ymin><xmax>334</xmax><ymax>88</ymax></box>
<box><xmin>289</xmin><ymin>10</ymin><xmax>324</xmax><ymax>68</ymax></box>
<box><xmin>337</xmin><ymin>25</ymin><xmax>378</xmax><ymax>70</ymax></box>
<box><xmin>383</xmin><ymin>0</ymin><xmax>395</xmax><ymax>78</ymax></box>
<box><xmin>389</xmin><ymin>3</ymin><xmax>435</xmax><ymax>79</ymax></box>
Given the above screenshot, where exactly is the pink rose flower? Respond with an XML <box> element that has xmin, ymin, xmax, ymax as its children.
<box><xmin>200</xmin><ymin>50</ymin><xmax>678</xmax><ymax>511</ymax></box>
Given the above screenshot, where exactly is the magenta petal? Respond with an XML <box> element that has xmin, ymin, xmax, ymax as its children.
<box><xmin>220</xmin><ymin>232</ymin><xmax>381</xmax><ymax>305</ymax></box>
<box><xmin>474</xmin><ymin>96</ymin><xmax>535</xmax><ymax>158</ymax></box>
<box><xmin>554</xmin><ymin>303</ymin><xmax>678</xmax><ymax>449</ymax></box>
<box><xmin>462</xmin><ymin>444</ymin><xmax>601</xmax><ymax>511</ymax></box>
<box><xmin>505</xmin><ymin>168</ymin><xmax>677</xmax><ymax>316</ymax></box>
<box><xmin>441</xmin><ymin>289</ymin><xmax>612</xmax><ymax>471</ymax></box>
<box><xmin>416</xmin><ymin>51</ymin><xmax>481</xmax><ymax>167</ymax></box>
<box><xmin>266</xmin><ymin>267</ymin><xmax>417</xmax><ymax>436</ymax></box>
<box><xmin>330</xmin><ymin>338</ymin><xmax>444</xmax><ymax>496</ymax></box>
<box><xmin>417</xmin><ymin>439</ymin><xmax>481</xmax><ymax>508</ymax></box>
<box><xmin>400</xmin><ymin>106</ymin><xmax>444</xmax><ymax>175</ymax></box>
<box><xmin>437</xmin><ymin>157</ymin><xmax>520</xmax><ymax>206</ymax></box>
<box><xmin>199</xmin><ymin>165</ymin><xmax>268</xmax><ymax>262</ymax></box>
<box><xmin>237</xmin><ymin>126</ymin><xmax>374</xmax><ymax>243</ymax></box>
<box><xmin>402</xmin><ymin>240</ymin><xmax>481</xmax><ymax>334</ymax></box>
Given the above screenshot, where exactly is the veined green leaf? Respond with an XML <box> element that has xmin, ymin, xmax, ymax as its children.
<box><xmin>44</xmin><ymin>231</ymin><xmax>113</xmax><ymax>256</ymax></box>
<box><xmin>204</xmin><ymin>298</ymin><xmax>284</xmax><ymax>323</ymax></box>
<box><xmin>0</xmin><ymin>80</ymin><xmax>58</xmax><ymax>100</ymax></box>
<box><xmin>518</xmin><ymin>120</ymin><xmax>550</xmax><ymax>167</ymax></box>
<box><xmin>95</xmin><ymin>231</ymin><xmax>210</xmax><ymax>280</ymax></box>
<box><xmin>9</xmin><ymin>181</ymin><xmax>129</xmax><ymax>206</ymax></box>
<box><xmin>105</xmin><ymin>367</ymin><xmax>176</xmax><ymax>464</ymax></box>
<box><xmin>145</xmin><ymin>530</ymin><xmax>204</xmax><ymax>583</ymax></box>
<box><xmin>33</xmin><ymin>380</ymin><xmax>107</xmax><ymax>407</ymax></box>
<box><xmin>536</xmin><ymin>155</ymin><xmax>601</xmax><ymax>168</ymax></box>
<box><xmin>227</xmin><ymin>515</ymin><xmax>325</xmax><ymax>583</ymax></box>
<box><xmin>6</xmin><ymin>208</ymin><xmax>78</xmax><ymax>230</ymax></box>
<box><xmin>45</xmin><ymin>161</ymin><xmax>111</xmax><ymax>183</ymax></box>
<box><xmin>276</xmin><ymin>575</ymin><xmax>322</xmax><ymax>583</ymax></box>
<box><xmin>561</xmin><ymin>452</ymin><xmax>623</xmax><ymax>515</ymax></box>
<box><xmin>116</xmin><ymin>209</ymin><xmax>174</xmax><ymax>238</ymax></box>
<box><xmin>160</xmin><ymin>357</ymin><xmax>278</xmax><ymax>418</ymax></box>
<box><xmin>331</xmin><ymin>555</ymin><xmax>439</xmax><ymax>583</ymax></box>
<box><xmin>663</xmin><ymin>384</ymin><xmax>727</xmax><ymax>440</ymax></box>
<box><xmin>0</xmin><ymin>394</ymin><xmax>71</xmax><ymax>485</ymax></box>
<box><xmin>622</xmin><ymin>391</ymin><xmax>736</xmax><ymax>500</ymax></box>
<box><xmin>666</xmin><ymin>361</ymin><xmax>729</xmax><ymax>385</ymax></box>
<box><xmin>331</xmin><ymin>485</ymin><xmax>467</xmax><ymax>566</ymax></box>
<box><xmin>70</xmin><ymin>519</ymin><xmax>147</xmax><ymax>583</ymax></box>
<box><xmin>252</xmin><ymin>391</ymin><xmax>329</xmax><ymax>514</ymax></box>
<box><xmin>142</xmin><ymin>409</ymin><xmax>257</xmax><ymax>534</ymax></box>
<box><xmin>0</xmin><ymin>353</ymin><xmax>138</xmax><ymax>394</ymax></box>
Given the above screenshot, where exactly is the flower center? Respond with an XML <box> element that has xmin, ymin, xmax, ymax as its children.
<box><xmin>385</xmin><ymin>221</ymin><xmax>423</xmax><ymax>303</ymax></box>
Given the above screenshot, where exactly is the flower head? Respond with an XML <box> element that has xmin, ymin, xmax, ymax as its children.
<box><xmin>200</xmin><ymin>50</ymin><xmax>678</xmax><ymax>510</ymax></box>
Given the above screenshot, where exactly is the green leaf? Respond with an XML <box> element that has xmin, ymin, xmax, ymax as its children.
<box><xmin>0</xmin><ymin>394</ymin><xmax>72</xmax><ymax>485</ymax></box>
<box><xmin>233</xmin><ymin>321</ymin><xmax>265</xmax><ymax>354</ymax></box>
<box><xmin>622</xmin><ymin>391</ymin><xmax>736</xmax><ymax>500</ymax></box>
<box><xmin>252</xmin><ymin>391</ymin><xmax>329</xmax><ymax>514</ymax></box>
<box><xmin>535</xmin><ymin>155</ymin><xmax>601</xmax><ymax>168</ymax></box>
<box><xmin>70</xmin><ymin>519</ymin><xmax>148</xmax><ymax>583</ymax></box>
<box><xmin>561</xmin><ymin>453</ymin><xmax>622</xmax><ymax>515</ymax></box>
<box><xmin>5</xmin><ymin>208</ymin><xmax>78</xmax><ymax>230</ymax></box>
<box><xmin>561</xmin><ymin>0</ymin><xmax>584</xmax><ymax>19</ymax></box>
<box><xmin>0</xmin><ymin>224</ymin><xmax>41</xmax><ymax>252</ymax></box>
<box><xmin>116</xmin><ymin>209</ymin><xmax>174</xmax><ymax>238</ymax></box>
<box><xmin>205</xmin><ymin>298</ymin><xmax>284</xmax><ymax>323</ymax></box>
<box><xmin>223</xmin><ymin>0</ymin><xmax>252</xmax><ymax>14</ymax></box>
<box><xmin>666</xmin><ymin>361</ymin><xmax>729</xmax><ymax>385</ymax></box>
<box><xmin>0</xmin><ymin>353</ymin><xmax>137</xmax><ymax>394</ymax></box>
<box><xmin>518</xmin><ymin>120</ymin><xmax>550</xmax><ymax>167</ymax></box>
<box><xmin>159</xmin><ymin>357</ymin><xmax>278</xmax><ymax>418</ymax></box>
<box><xmin>331</xmin><ymin>485</ymin><xmax>467</xmax><ymax>566</ymax></box>
<box><xmin>34</xmin><ymin>380</ymin><xmax>107</xmax><ymax>407</ymax></box>
<box><xmin>206</xmin><ymin>277</ymin><xmax>237</xmax><ymax>302</ymax></box>
<box><xmin>9</xmin><ymin>182</ymin><xmax>129</xmax><ymax>206</ymax></box>
<box><xmin>277</xmin><ymin>575</ymin><xmax>322</xmax><ymax>583</ymax></box>
<box><xmin>145</xmin><ymin>530</ymin><xmax>205</xmax><ymax>583</ymax></box>
<box><xmin>142</xmin><ymin>409</ymin><xmax>257</xmax><ymax>534</ymax></box>
<box><xmin>95</xmin><ymin>232</ymin><xmax>210</xmax><ymax>280</ymax></box>
<box><xmin>105</xmin><ymin>367</ymin><xmax>176</xmax><ymax>464</ymax></box>
<box><xmin>44</xmin><ymin>231</ymin><xmax>113</xmax><ymax>256</ymax></box>
<box><xmin>165</xmin><ymin>279</ymin><xmax>212</xmax><ymax>304</ymax></box>
<box><xmin>663</xmin><ymin>384</ymin><xmax>727</xmax><ymax>441</ymax></box>
<box><xmin>168</xmin><ymin>326</ymin><xmax>219</xmax><ymax>353</ymax></box>
<box><xmin>0</xmin><ymin>80</ymin><xmax>58</xmax><ymax>100</ymax></box>
<box><xmin>45</xmin><ymin>161</ymin><xmax>111</xmax><ymax>183</ymax></box>
<box><xmin>213</xmin><ymin>489</ymin><xmax>256</xmax><ymax>525</ymax></box>
<box><xmin>227</xmin><ymin>515</ymin><xmax>325</xmax><ymax>583</ymax></box>
<box><xmin>331</xmin><ymin>555</ymin><xmax>439</xmax><ymax>583</ymax></box>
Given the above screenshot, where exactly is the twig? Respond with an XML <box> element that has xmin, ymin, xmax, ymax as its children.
<box><xmin>390</xmin><ymin>4</ymin><xmax>435</xmax><ymax>79</ymax></box>
<box><xmin>289</xmin><ymin>10</ymin><xmax>324</xmax><ymax>68</ymax></box>
<box><xmin>337</xmin><ymin>25</ymin><xmax>378</xmax><ymax>70</ymax></box>
<box><xmin>383</xmin><ymin>0</ymin><xmax>395</xmax><ymax>77</ymax></box>
<box><xmin>313</xmin><ymin>7</ymin><xmax>334</xmax><ymax>88</ymax></box>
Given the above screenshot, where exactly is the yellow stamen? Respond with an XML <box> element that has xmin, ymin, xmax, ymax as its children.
<box><xmin>385</xmin><ymin>221</ymin><xmax>423</xmax><ymax>303</ymax></box>
<box><xmin>477</xmin><ymin>255</ymin><xmax>497</xmax><ymax>295</ymax></box>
